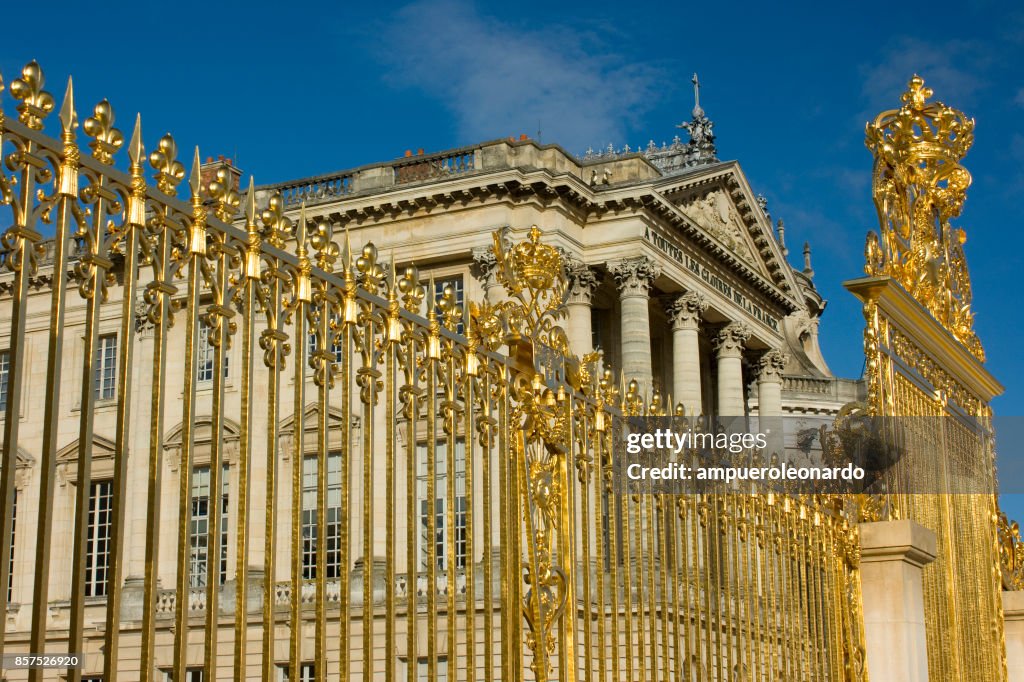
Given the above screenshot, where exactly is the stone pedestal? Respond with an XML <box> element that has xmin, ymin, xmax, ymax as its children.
<box><xmin>1005</xmin><ymin>590</ymin><xmax>1024</xmax><ymax>681</ymax></box>
<box><xmin>859</xmin><ymin>519</ymin><xmax>937</xmax><ymax>682</ymax></box>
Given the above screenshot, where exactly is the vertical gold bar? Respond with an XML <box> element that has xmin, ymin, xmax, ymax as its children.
<box><xmin>140</xmin><ymin>194</ymin><xmax>178</xmax><ymax>682</ymax></box>
<box><xmin>66</xmin><ymin>167</ymin><xmax>113</xmax><ymax>682</ymax></box>
<box><xmin>173</xmin><ymin>167</ymin><xmax>207</xmax><ymax>680</ymax></box>
<box><xmin>261</xmin><ymin>267</ymin><xmax>285</xmax><ymax>682</ymax></box>
<box><xmin>234</xmin><ymin>251</ymin><xmax>258</xmax><ymax>682</ymax></box>
<box><xmin>338</xmin><ymin>308</ymin><xmax>353</xmax><ymax>682</ymax></box>
<box><xmin>403</xmin><ymin>322</ymin><xmax>418</xmax><ymax>682</ymax></box>
<box><xmin>426</xmin><ymin>316</ymin><xmax>439</xmax><ymax>682</ymax></box>
<box><xmin>14</xmin><ymin>77</ymin><xmax>69</xmax><ymax>670</ymax></box>
<box><xmin>445</xmin><ymin>341</ymin><xmax>457</xmax><ymax>682</ymax></box>
<box><xmin>657</xmin><ymin>496</ymin><xmax>670</xmax><ymax>682</ymax></box>
<box><xmin>383</xmin><ymin>285</ymin><xmax>398</xmax><ymax>682</ymax></box>
<box><xmin>619</xmin><ymin>451</ymin><xmax>635</xmax><ymax>682</ymax></box>
<box><xmin>644</xmin><ymin>494</ymin><xmax>658</xmax><ymax>682</ymax></box>
<box><xmin>361</xmin><ymin>307</ymin><xmax>376</xmax><ymax>682</ymax></box>
<box><xmin>314</xmin><ymin>298</ymin><xmax>331</xmax><ymax>682</ymax></box>
<box><xmin>204</xmin><ymin>243</ymin><xmax>231</xmax><ymax>682</ymax></box>
<box><xmin>481</xmin><ymin>367</ymin><xmax>494</xmax><ymax>682</ymax></box>
<box><xmin>591</xmin><ymin>421</ymin><xmax>607</xmax><ymax>682</ymax></box>
<box><xmin>462</xmin><ymin>343</ymin><xmax>477</xmax><ymax>682</ymax></box>
<box><xmin>557</xmin><ymin>391</ymin><xmax>578</xmax><ymax>682</ymax></box>
<box><xmin>577</xmin><ymin>404</ymin><xmax>594</xmax><ymax>682</ymax></box>
<box><xmin>289</xmin><ymin>290</ymin><xmax>307</xmax><ymax>678</ymax></box>
<box><xmin>103</xmin><ymin>118</ymin><xmax>146</xmax><ymax>679</ymax></box>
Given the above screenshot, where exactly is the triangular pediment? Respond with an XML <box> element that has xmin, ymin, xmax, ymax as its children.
<box><xmin>654</xmin><ymin>163</ymin><xmax>800</xmax><ymax>299</ymax></box>
<box><xmin>279</xmin><ymin>403</ymin><xmax>349</xmax><ymax>436</ymax></box>
<box><xmin>57</xmin><ymin>434</ymin><xmax>117</xmax><ymax>463</ymax></box>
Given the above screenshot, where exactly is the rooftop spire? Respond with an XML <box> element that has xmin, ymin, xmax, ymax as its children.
<box><xmin>677</xmin><ymin>72</ymin><xmax>717</xmax><ymax>166</ymax></box>
<box><xmin>691</xmin><ymin>72</ymin><xmax>703</xmax><ymax>117</ymax></box>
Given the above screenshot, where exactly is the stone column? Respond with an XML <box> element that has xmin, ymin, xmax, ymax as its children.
<box><xmin>1005</xmin><ymin>591</ymin><xmax>1024</xmax><ymax>682</ymax></box>
<box><xmin>471</xmin><ymin>246</ymin><xmax>502</xmax><ymax>304</ymax></box>
<box><xmin>610</xmin><ymin>256</ymin><xmax>660</xmax><ymax>395</ymax></box>
<box><xmin>756</xmin><ymin>349</ymin><xmax>786</xmax><ymax>417</ymax></box>
<box><xmin>666</xmin><ymin>292</ymin><xmax>707</xmax><ymax>416</ymax></box>
<box><xmin>564</xmin><ymin>258</ymin><xmax>600</xmax><ymax>359</ymax></box>
<box><xmin>712</xmin><ymin>322</ymin><xmax>750</xmax><ymax>417</ymax></box>
<box><xmin>858</xmin><ymin>519</ymin><xmax>936</xmax><ymax>682</ymax></box>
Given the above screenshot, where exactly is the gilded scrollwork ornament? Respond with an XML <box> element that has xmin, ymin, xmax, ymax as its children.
<box><xmin>864</xmin><ymin>75</ymin><xmax>983</xmax><ymax>359</ymax></box>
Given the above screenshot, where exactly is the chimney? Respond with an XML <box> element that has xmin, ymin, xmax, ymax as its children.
<box><xmin>199</xmin><ymin>154</ymin><xmax>243</xmax><ymax>194</ymax></box>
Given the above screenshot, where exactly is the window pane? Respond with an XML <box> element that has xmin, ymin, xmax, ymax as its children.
<box><xmin>417</xmin><ymin>440</ymin><xmax>467</xmax><ymax>570</ymax></box>
<box><xmin>0</xmin><ymin>350</ymin><xmax>9</xmax><ymax>411</ymax></box>
<box><xmin>94</xmin><ymin>334</ymin><xmax>117</xmax><ymax>400</ymax></box>
<box><xmin>197</xmin><ymin>321</ymin><xmax>229</xmax><ymax>382</ymax></box>
<box><xmin>85</xmin><ymin>480</ymin><xmax>113</xmax><ymax>597</ymax></box>
<box><xmin>433</xmin><ymin>276</ymin><xmax>464</xmax><ymax>334</ymax></box>
<box><xmin>189</xmin><ymin>465</ymin><xmax>229</xmax><ymax>587</ymax></box>
<box><xmin>301</xmin><ymin>453</ymin><xmax>342</xmax><ymax>579</ymax></box>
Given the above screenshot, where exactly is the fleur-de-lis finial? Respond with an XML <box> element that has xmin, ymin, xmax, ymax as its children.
<box><xmin>243</xmin><ymin>176</ymin><xmax>261</xmax><ymax>280</ymax></box>
<box><xmin>310</xmin><ymin>217</ymin><xmax>340</xmax><ymax>270</ymax></box>
<box><xmin>149</xmin><ymin>133</ymin><xmax>185</xmax><ymax>196</ymax></box>
<box><xmin>10</xmin><ymin>60</ymin><xmax>54</xmax><ymax>130</ymax></box>
<box><xmin>398</xmin><ymin>264</ymin><xmax>425</xmax><ymax>313</ymax></box>
<box><xmin>83</xmin><ymin>99</ymin><xmax>124</xmax><ymax>165</ymax></box>
<box><xmin>356</xmin><ymin>242</ymin><xmax>385</xmax><ymax>292</ymax></box>
<box><xmin>902</xmin><ymin>75</ymin><xmax>933</xmax><ymax>111</ymax></box>
<box><xmin>208</xmin><ymin>164</ymin><xmax>240</xmax><ymax>221</ymax></box>
<box><xmin>260</xmin><ymin>191</ymin><xmax>293</xmax><ymax>249</ymax></box>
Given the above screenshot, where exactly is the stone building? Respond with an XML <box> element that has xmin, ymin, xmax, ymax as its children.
<box><xmin>0</xmin><ymin>86</ymin><xmax>866</xmax><ymax>680</ymax></box>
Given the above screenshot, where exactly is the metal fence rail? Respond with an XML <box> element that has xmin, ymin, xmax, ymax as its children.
<box><xmin>0</xmin><ymin>61</ymin><xmax>867</xmax><ymax>682</ymax></box>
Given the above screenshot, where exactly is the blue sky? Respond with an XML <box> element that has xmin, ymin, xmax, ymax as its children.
<box><xmin>2</xmin><ymin>1</ymin><xmax>1023</xmax><ymax>509</ymax></box>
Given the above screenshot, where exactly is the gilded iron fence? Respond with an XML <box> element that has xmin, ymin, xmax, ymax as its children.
<box><xmin>0</xmin><ymin>61</ymin><xmax>868</xmax><ymax>682</ymax></box>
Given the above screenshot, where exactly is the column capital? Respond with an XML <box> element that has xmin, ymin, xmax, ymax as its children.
<box><xmin>757</xmin><ymin>348</ymin><xmax>788</xmax><ymax>383</ymax></box>
<box><xmin>564</xmin><ymin>255</ymin><xmax>601</xmax><ymax>304</ymax></box>
<box><xmin>667</xmin><ymin>291</ymin><xmax>707</xmax><ymax>330</ymax></box>
<box><xmin>470</xmin><ymin>246</ymin><xmax>499</xmax><ymax>284</ymax></box>
<box><xmin>610</xmin><ymin>256</ymin><xmax>660</xmax><ymax>297</ymax></box>
<box><xmin>713</xmin><ymin>322</ymin><xmax>751</xmax><ymax>359</ymax></box>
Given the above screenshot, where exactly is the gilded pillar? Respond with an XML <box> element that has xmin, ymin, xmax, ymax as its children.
<box><xmin>611</xmin><ymin>256</ymin><xmax>660</xmax><ymax>395</ymax></box>
<box><xmin>755</xmin><ymin>349</ymin><xmax>786</xmax><ymax>417</ymax></box>
<box><xmin>666</xmin><ymin>292</ymin><xmax>706</xmax><ymax>416</ymax></box>
<box><xmin>713</xmin><ymin>322</ymin><xmax>750</xmax><ymax>417</ymax></box>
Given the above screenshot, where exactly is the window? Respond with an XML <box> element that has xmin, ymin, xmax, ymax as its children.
<box><xmin>301</xmin><ymin>453</ymin><xmax>342</xmax><ymax>579</ymax></box>
<box><xmin>84</xmin><ymin>480</ymin><xmax>113</xmax><ymax>597</ymax></box>
<box><xmin>306</xmin><ymin>327</ymin><xmax>343</xmax><ymax>366</ymax></box>
<box><xmin>197</xmin><ymin>320</ymin><xmax>229</xmax><ymax>382</ymax></box>
<box><xmin>94</xmin><ymin>334</ymin><xmax>117</xmax><ymax>400</ymax></box>
<box><xmin>162</xmin><ymin>668</ymin><xmax>204</xmax><ymax>682</ymax></box>
<box><xmin>417</xmin><ymin>440</ymin><xmax>466</xmax><ymax>571</ymax></box>
<box><xmin>189</xmin><ymin>465</ymin><xmax>229</xmax><ymax>587</ymax></box>
<box><xmin>7</xmin><ymin>489</ymin><xmax>15</xmax><ymax>602</ymax></box>
<box><xmin>433</xmin><ymin>276</ymin><xmax>464</xmax><ymax>334</ymax></box>
<box><xmin>416</xmin><ymin>657</ymin><xmax>448</xmax><ymax>682</ymax></box>
<box><xmin>279</xmin><ymin>663</ymin><xmax>315</xmax><ymax>682</ymax></box>
<box><xmin>0</xmin><ymin>350</ymin><xmax>9</xmax><ymax>411</ymax></box>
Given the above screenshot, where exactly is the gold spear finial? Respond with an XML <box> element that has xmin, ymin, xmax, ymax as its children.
<box><xmin>189</xmin><ymin>146</ymin><xmax>202</xmax><ymax>200</ymax></box>
<box><xmin>128</xmin><ymin>113</ymin><xmax>143</xmax><ymax>166</ymax></box>
<box><xmin>59</xmin><ymin>76</ymin><xmax>76</xmax><ymax>136</ymax></box>
<box><xmin>244</xmin><ymin>175</ymin><xmax>256</xmax><ymax>224</ymax></box>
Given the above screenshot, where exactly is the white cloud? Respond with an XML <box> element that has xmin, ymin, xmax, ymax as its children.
<box><xmin>377</xmin><ymin>0</ymin><xmax>664</xmax><ymax>152</ymax></box>
<box><xmin>858</xmin><ymin>37</ymin><xmax>994</xmax><ymax>116</ymax></box>
<box><xmin>1015</xmin><ymin>88</ymin><xmax>1024</xmax><ymax>108</ymax></box>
